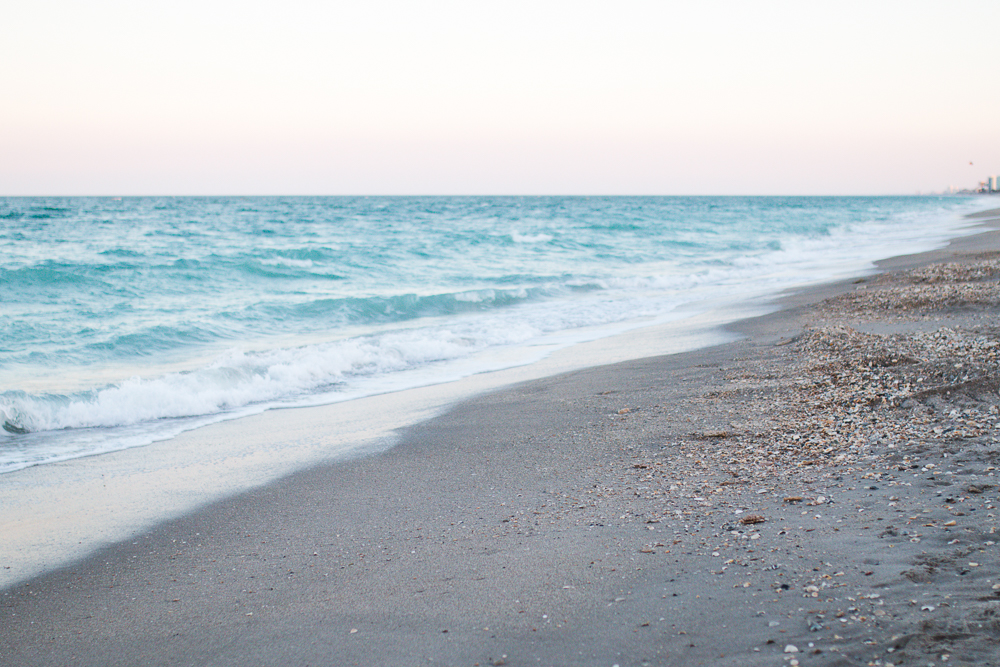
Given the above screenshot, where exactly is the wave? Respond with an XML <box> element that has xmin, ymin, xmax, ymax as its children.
<box><xmin>0</xmin><ymin>278</ymin><xmax>699</xmax><ymax>437</ymax></box>
<box><xmin>510</xmin><ymin>230</ymin><xmax>554</xmax><ymax>243</ymax></box>
<box><xmin>0</xmin><ymin>321</ymin><xmax>535</xmax><ymax>434</ymax></box>
<box><xmin>0</xmin><ymin>263</ymin><xmax>108</xmax><ymax>289</ymax></box>
<box><xmin>250</xmin><ymin>286</ymin><xmax>554</xmax><ymax>325</ymax></box>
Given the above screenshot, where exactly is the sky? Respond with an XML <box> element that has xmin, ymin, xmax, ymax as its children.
<box><xmin>2</xmin><ymin>0</ymin><xmax>999</xmax><ymax>195</ymax></box>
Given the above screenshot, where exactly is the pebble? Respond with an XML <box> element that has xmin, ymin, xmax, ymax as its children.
<box><xmin>580</xmin><ymin>257</ymin><xmax>1000</xmax><ymax>666</ymax></box>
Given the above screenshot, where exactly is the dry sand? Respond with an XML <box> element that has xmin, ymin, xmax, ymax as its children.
<box><xmin>2</xmin><ymin>208</ymin><xmax>1000</xmax><ymax>667</ymax></box>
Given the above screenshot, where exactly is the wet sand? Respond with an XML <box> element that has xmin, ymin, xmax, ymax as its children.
<box><xmin>2</xmin><ymin>208</ymin><xmax>1000</xmax><ymax>667</ymax></box>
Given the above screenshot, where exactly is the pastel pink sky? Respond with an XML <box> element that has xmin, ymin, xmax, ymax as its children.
<box><xmin>3</xmin><ymin>0</ymin><xmax>998</xmax><ymax>195</ymax></box>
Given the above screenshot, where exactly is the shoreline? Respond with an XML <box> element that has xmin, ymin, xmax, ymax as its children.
<box><xmin>2</xmin><ymin>207</ymin><xmax>1000</xmax><ymax>666</ymax></box>
<box><xmin>0</xmin><ymin>302</ymin><xmax>759</xmax><ymax>590</ymax></box>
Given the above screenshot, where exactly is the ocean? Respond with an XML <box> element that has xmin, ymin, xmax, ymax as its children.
<box><xmin>0</xmin><ymin>195</ymin><xmax>987</xmax><ymax>474</ymax></box>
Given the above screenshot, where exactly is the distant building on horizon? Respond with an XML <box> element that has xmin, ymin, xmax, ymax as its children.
<box><xmin>950</xmin><ymin>176</ymin><xmax>997</xmax><ymax>195</ymax></box>
<box><xmin>972</xmin><ymin>176</ymin><xmax>999</xmax><ymax>194</ymax></box>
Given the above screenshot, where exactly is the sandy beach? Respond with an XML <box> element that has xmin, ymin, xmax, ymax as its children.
<box><xmin>3</xmin><ymin>208</ymin><xmax>1000</xmax><ymax>667</ymax></box>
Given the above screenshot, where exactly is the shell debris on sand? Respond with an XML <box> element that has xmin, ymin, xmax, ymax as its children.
<box><xmin>576</xmin><ymin>257</ymin><xmax>1000</xmax><ymax>665</ymax></box>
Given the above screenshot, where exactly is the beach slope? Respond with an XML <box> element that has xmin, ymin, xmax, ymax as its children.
<box><xmin>2</xmin><ymin>211</ymin><xmax>1000</xmax><ymax>666</ymax></box>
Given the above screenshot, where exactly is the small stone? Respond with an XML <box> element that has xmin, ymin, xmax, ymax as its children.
<box><xmin>784</xmin><ymin>644</ymin><xmax>799</xmax><ymax>653</ymax></box>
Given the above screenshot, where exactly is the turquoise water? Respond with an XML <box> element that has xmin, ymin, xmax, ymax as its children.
<box><xmin>0</xmin><ymin>196</ymin><xmax>986</xmax><ymax>472</ymax></box>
